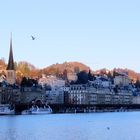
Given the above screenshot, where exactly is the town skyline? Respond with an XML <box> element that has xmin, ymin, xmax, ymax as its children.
<box><xmin>0</xmin><ymin>1</ymin><xmax>140</xmax><ymax>140</ymax></box>
<box><xmin>0</xmin><ymin>0</ymin><xmax>140</xmax><ymax>71</ymax></box>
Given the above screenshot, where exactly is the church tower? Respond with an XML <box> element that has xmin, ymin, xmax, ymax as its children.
<box><xmin>6</xmin><ymin>35</ymin><xmax>16</xmax><ymax>85</ymax></box>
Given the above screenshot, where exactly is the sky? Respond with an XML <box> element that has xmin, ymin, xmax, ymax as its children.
<box><xmin>0</xmin><ymin>0</ymin><xmax>140</xmax><ymax>72</ymax></box>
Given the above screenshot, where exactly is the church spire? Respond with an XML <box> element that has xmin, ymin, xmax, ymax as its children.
<box><xmin>7</xmin><ymin>33</ymin><xmax>15</xmax><ymax>70</ymax></box>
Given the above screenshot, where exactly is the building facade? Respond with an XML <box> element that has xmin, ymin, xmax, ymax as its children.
<box><xmin>114</xmin><ymin>75</ymin><xmax>131</xmax><ymax>86</ymax></box>
<box><xmin>0</xmin><ymin>87</ymin><xmax>21</xmax><ymax>104</ymax></box>
<box><xmin>45</xmin><ymin>88</ymin><xmax>64</xmax><ymax>104</ymax></box>
<box><xmin>64</xmin><ymin>84</ymin><xmax>132</xmax><ymax>105</ymax></box>
<box><xmin>38</xmin><ymin>75</ymin><xmax>65</xmax><ymax>89</ymax></box>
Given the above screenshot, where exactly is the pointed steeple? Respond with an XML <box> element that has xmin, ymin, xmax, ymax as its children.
<box><xmin>7</xmin><ymin>33</ymin><xmax>15</xmax><ymax>70</ymax></box>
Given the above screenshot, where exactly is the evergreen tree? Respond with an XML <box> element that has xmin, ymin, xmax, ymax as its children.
<box><xmin>77</xmin><ymin>71</ymin><xmax>88</xmax><ymax>84</ymax></box>
<box><xmin>88</xmin><ymin>70</ymin><xmax>93</xmax><ymax>81</ymax></box>
<box><xmin>20</xmin><ymin>77</ymin><xmax>28</xmax><ymax>86</ymax></box>
<box><xmin>135</xmin><ymin>78</ymin><xmax>140</xmax><ymax>88</ymax></box>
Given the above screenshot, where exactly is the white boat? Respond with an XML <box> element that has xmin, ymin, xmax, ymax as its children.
<box><xmin>0</xmin><ymin>104</ymin><xmax>15</xmax><ymax>115</ymax></box>
<box><xmin>21</xmin><ymin>109</ymin><xmax>32</xmax><ymax>115</ymax></box>
<box><xmin>21</xmin><ymin>105</ymin><xmax>52</xmax><ymax>115</ymax></box>
<box><xmin>31</xmin><ymin>105</ymin><xmax>52</xmax><ymax>115</ymax></box>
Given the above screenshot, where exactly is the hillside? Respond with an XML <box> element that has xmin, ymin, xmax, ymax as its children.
<box><xmin>0</xmin><ymin>58</ymin><xmax>140</xmax><ymax>81</ymax></box>
<box><xmin>41</xmin><ymin>62</ymin><xmax>90</xmax><ymax>76</ymax></box>
<box><xmin>112</xmin><ymin>68</ymin><xmax>140</xmax><ymax>80</ymax></box>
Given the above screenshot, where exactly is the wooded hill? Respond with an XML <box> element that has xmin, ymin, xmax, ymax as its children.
<box><xmin>0</xmin><ymin>58</ymin><xmax>140</xmax><ymax>80</ymax></box>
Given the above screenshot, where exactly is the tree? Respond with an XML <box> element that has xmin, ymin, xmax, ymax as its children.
<box><xmin>17</xmin><ymin>61</ymin><xmax>36</xmax><ymax>77</ymax></box>
<box><xmin>62</xmin><ymin>69</ymin><xmax>68</xmax><ymax>80</ymax></box>
<box><xmin>113</xmin><ymin>69</ymin><xmax>119</xmax><ymax>77</ymax></box>
<box><xmin>135</xmin><ymin>79</ymin><xmax>140</xmax><ymax>88</ymax></box>
<box><xmin>20</xmin><ymin>77</ymin><xmax>28</xmax><ymax>86</ymax></box>
<box><xmin>76</xmin><ymin>71</ymin><xmax>88</xmax><ymax>84</ymax></box>
<box><xmin>88</xmin><ymin>70</ymin><xmax>94</xmax><ymax>81</ymax></box>
<box><xmin>0</xmin><ymin>58</ymin><xmax>6</xmax><ymax>69</ymax></box>
<box><xmin>20</xmin><ymin>76</ymin><xmax>38</xmax><ymax>87</ymax></box>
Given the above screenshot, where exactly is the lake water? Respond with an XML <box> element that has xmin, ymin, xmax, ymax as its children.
<box><xmin>0</xmin><ymin>112</ymin><xmax>140</xmax><ymax>140</ymax></box>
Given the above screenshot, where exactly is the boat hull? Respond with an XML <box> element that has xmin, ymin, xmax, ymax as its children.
<box><xmin>21</xmin><ymin>105</ymin><xmax>52</xmax><ymax>115</ymax></box>
<box><xmin>0</xmin><ymin>104</ymin><xmax>15</xmax><ymax>115</ymax></box>
<box><xmin>0</xmin><ymin>110</ymin><xmax>15</xmax><ymax>115</ymax></box>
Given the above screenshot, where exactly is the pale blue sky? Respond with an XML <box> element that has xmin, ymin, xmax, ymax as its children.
<box><xmin>0</xmin><ymin>0</ymin><xmax>140</xmax><ymax>71</ymax></box>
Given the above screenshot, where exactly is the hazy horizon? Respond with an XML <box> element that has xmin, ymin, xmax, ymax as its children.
<box><xmin>0</xmin><ymin>0</ymin><xmax>140</xmax><ymax>72</ymax></box>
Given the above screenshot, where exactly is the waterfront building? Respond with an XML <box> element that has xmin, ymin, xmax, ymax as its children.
<box><xmin>0</xmin><ymin>87</ymin><xmax>21</xmax><ymax>104</ymax></box>
<box><xmin>38</xmin><ymin>75</ymin><xmax>65</xmax><ymax>89</ymax></box>
<box><xmin>132</xmin><ymin>95</ymin><xmax>140</xmax><ymax>104</ymax></box>
<box><xmin>45</xmin><ymin>88</ymin><xmax>64</xmax><ymax>104</ymax></box>
<box><xmin>114</xmin><ymin>74</ymin><xmax>131</xmax><ymax>86</ymax></box>
<box><xmin>20</xmin><ymin>87</ymin><xmax>45</xmax><ymax>104</ymax></box>
<box><xmin>64</xmin><ymin>84</ymin><xmax>133</xmax><ymax>105</ymax></box>
<box><xmin>65</xmin><ymin>85</ymin><xmax>88</xmax><ymax>105</ymax></box>
<box><xmin>87</xmin><ymin>87</ymin><xmax>97</xmax><ymax>104</ymax></box>
<box><xmin>104</xmin><ymin>93</ymin><xmax>112</xmax><ymax>104</ymax></box>
<box><xmin>93</xmin><ymin>76</ymin><xmax>111</xmax><ymax>88</ymax></box>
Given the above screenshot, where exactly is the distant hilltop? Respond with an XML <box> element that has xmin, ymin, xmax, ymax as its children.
<box><xmin>42</xmin><ymin>61</ymin><xmax>90</xmax><ymax>75</ymax></box>
<box><xmin>0</xmin><ymin>58</ymin><xmax>140</xmax><ymax>81</ymax></box>
<box><xmin>95</xmin><ymin>68</ymin><xmax>140</xmax><ymax>81</ymax></box>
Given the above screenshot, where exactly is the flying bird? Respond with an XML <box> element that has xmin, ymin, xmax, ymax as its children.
<box><xmin>107</xmin><ymin>127</ymin><xmax>110</xmax><ymax>130</ymax></box>
<box><xmin>31</xmin><ymin>35</ymin><xmax>35</xmax><ymax>40</ymax></box>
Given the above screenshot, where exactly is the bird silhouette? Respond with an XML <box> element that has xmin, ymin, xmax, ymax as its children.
<box><xmin>107</xmin><ymin>127</ymin><xmax>110</xmax><ymax>130</ymax></box>
<box><xmin>31</xmin><ymin>35</ymin><xmax>35</xmax><ymax>40</ymax></box>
